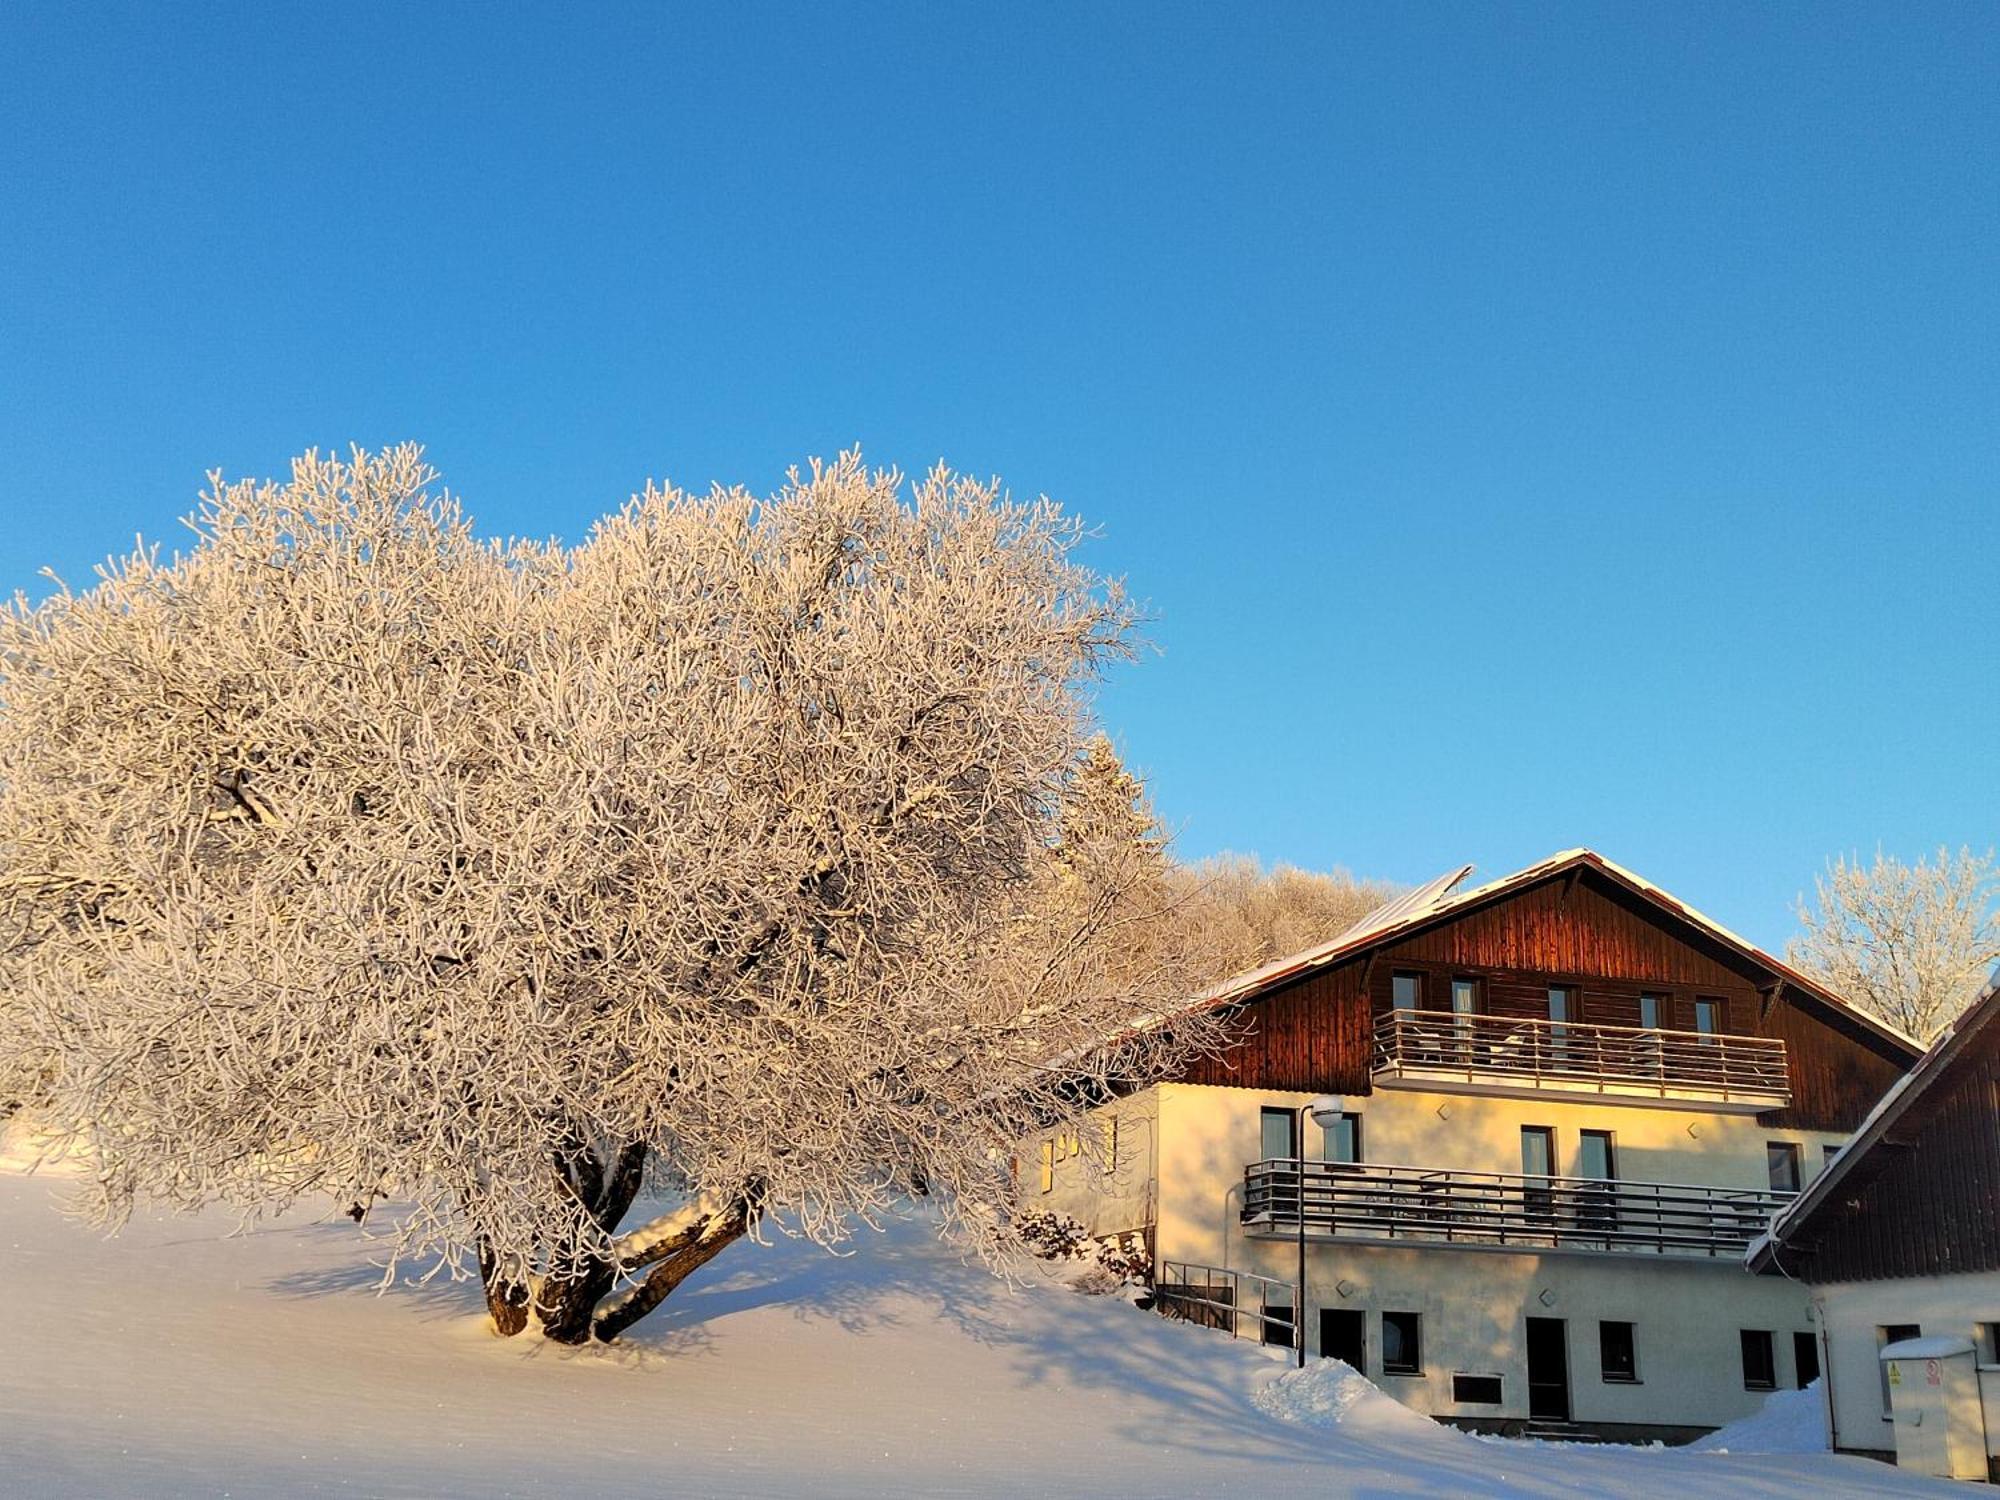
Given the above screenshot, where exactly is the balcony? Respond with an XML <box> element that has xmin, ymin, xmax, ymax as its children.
<box><xmin>1372</xmin><ymin>1008</ymin><xmax>1791</xmax><ymax>1112</ymax></box>
<box><xmin>1242</xmin><ymin>1158</ymin><xmax>1791</xmax><ymax>1259</ymax></box>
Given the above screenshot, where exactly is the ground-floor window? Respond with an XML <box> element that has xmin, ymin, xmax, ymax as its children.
<box><xmin>1382</xmin><ymin>1311</ymin><xmax>1423</xmax><ymax>1376</ymax></box>
<box><xmin>1262</xmin><ymin>1295</ymin><xmax>1296</xmax><ymax>1350</ymax></box>
<box><xmin>1792</xmin><ymin>1330</ymin><xmax>1819</xmax><ymax>1388</ymax></box>
<box><xmin>1599</xmin><ymin>1320</ymin><xmax>1638</xmax><ymax>1383</ymax></box>
<box><xmin>1740</xmin><ymin>1329</ymin><xmax>1776</xmax><ymax>1391</ymax></box>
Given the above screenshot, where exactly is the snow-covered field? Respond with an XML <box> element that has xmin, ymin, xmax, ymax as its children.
<box><xmin>0</xmin><ymin>1153</ymin><xmax>1954</xmax><ymax>1498</ymax></box>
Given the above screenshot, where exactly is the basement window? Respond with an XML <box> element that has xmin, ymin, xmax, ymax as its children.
<box><xmin>1452</xmin><ymin>1373</ymin><xmax>1503</xmax><ymax>1405</ymax></box>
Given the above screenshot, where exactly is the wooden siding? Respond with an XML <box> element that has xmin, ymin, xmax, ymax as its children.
<box><xmin>1179</xmin><ymin>963</ymin><xmax>1372</xmax><ymax>1094</ymax></box>
<box><xmin>1169</xmin><ymin>867</ymin><xmax>1912</xmax><ymax>1129</ymax></box>
<box><xmin>1782</xmin><ymin>1021</ymin><xmax>2000</xmax><ymax>1283</ymax></box>
<box><xmin>1756</xmin><ymin>984</ymin><xmax>1913</xmax><ymax>1132</ymax></box>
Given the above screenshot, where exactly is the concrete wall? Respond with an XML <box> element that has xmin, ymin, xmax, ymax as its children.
<box><xmin>1810</xmin><ymin>1270</ymin><xmax>2000</xmax><ymax>1462</ymax></box>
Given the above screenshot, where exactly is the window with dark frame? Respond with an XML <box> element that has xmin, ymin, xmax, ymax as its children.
<box><xmin>1638</xmin><ymin>992</ymin><xmax>1665</xmax><ymax>1029</ymax></box>
<box><xmin>1599</xmin><ymin>1321</ymin><xmax>1638</xmax><ymax>1383</ymax></box>
<box><xmin>1793</xmin><ymin>1331</ymin><xmax>1820</xmax><ymax>1388</ymax></box>
<box><xmin>1767</xmin><ymin>1142</ymin><xmax>1802</xmax><ymax>1194</ymax></box>
<box><xmin>1260</xmin><ymin>1106</ymin><xmax>1297</xmax><ymax>1163</ymax></box>
<box><xmin>1322</xmin><ymin>1112</ymin><xmax>1361</xmax><ymax>1165</ymax></box>
<box><xmin>1694</xmin><ymin>998</ymin><xmax>1721</xmax><ymax>1042</ymax></box>
<box><xmin>1452</xmin><ymin>1373</ymin><xmax>1503</xmax><ymax>1404</ymax></box>
<box><xmin>1740</xmin><ymin>1329</ymin><xmax>1777</xmax><ymax>1391</ymax></box>
<box><xmin>1392</xmin><ymin>972</ymin><xmax>1423</xmax><ymax>1011</ymax></box>
<box><xmin>1382</xmin><ymin>1311</ymin><xmax>1423</xmax><ymax>1375</ymax></box>
<box><xmin>1262</xmin><ymin>1295</ymin><xmax>1296</xmax><ymax>1351</ymax></box>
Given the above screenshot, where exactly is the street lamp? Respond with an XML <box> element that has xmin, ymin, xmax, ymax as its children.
<box><xmin>1293</xmin><ymin>1094</ymin><xmax>1351</xmax><ymax>1369</ymax></box>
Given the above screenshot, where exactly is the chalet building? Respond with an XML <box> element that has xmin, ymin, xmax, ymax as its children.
<box><xmin>1748</xmin><ymin>976</ymin><xmax>2000</xmax><ymax>1476</ymax></box>
<box><xmin>1036</xmin><ymin>849</ymin><xmax>1918</xmax><ymax>1442</ymax></box>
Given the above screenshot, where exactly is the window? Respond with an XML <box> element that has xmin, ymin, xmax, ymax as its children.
<box><xmin>1793</xmin><ymin>1331</ymin><xmax>1820</xmax><ymax>1388</ymax></box>
<box><xmin>1767</xmin><ymin>1143</ymin><xmax>1802</xmax><ymax>1194</ymax></box>
<box><xmin>1740</xmin><ymin>1329</ymin><xmax>1776</xmax><ymax>1391</ymax></box>
<box><xmin>1520</xmin><ymin>1126</ymin><xmax>1556</xmax><ymax>1177</ymax></box>
<box><xmin>1599</xmin><ymin>1321</ymin><xmax>1638</xmax><ymax>1383</ymax></box>
<box><xmin>1382</xmin><ymin>1311</ymin><xmax>1423</xmax><ymax>1375</ymax></box>
<box><xmin>1449</xmin><ymin>978</ymin><xmax>1479</xmax><ymax>1055</ymax></box>
<box><xmin>1547</xmin><ymin>986</ymin><xmax>1574</xmax><ymax>1025</ymax></box>
<box><xmin>1260</xmin><ymin>1107</ymin><xmax>1298</xmax><ymax>1163</ymax></box>
<box><xmin>1579</xmin><ymin>1130</ymin><xmax>1617</xmax><ymax>1233</ymax></box>
<box><xmin>1262</xmin><ymin>1295</ymin><xmax>1296</xmax><ymax>1350</ymax></box>
<box><xmin>1321</xmin><ymin>1112</ymin><xmax>1362</xmax><ymax>1165</ymax></box>
<box><xmin>1978</xmin><ymin>1323</ymin><xmax>2000</xmax><ymax>1366</ymax></box>
<box><xmin>1453</xmin><ymin>1373</ymin><xmax>1504</xmax><ymax>1404</ymax></box>
<box><xmin>1638</xmin><ymin>993</ymin><xmax>1665</xmax><ymax>1030</ymax></box>
<box><xmin>1878</xmin><ymin>1324</ymin><xmax>1921</xmax><ymax>1416</ymax></box>
<box><xmin>1521</xmin><ymin>1126</ymin><xmax>1556</xmax><ymax>1222</ymax></box>
<box><xmin>1104</xmin><ymin>1116</ymin><xmax>1118</xmax><ymax>1175</ymax></box>
<box><xmin>1038</xmin><ymin>1138</ymin><xmax>1054</xmax><ymax>1193</ymax></box>
<box><xmin>1580</xmin><ymin>1130</ymin><xmax>1616</xmax><ymax>1181</ymax></box>
<box><xmin>1392</xmin><ymin>972</ymin><xmax>1423</xmax><ymax>1011</ymax></box>
<box><xmin>1823</xmin><ymin>1143</ymin><xmax>1842</xmax><ymax>1163</ymax></box>
<box><xmin>1694</xmin><ymin>998</ymin><xmax>1721</xmax><ymax>1041</ymax></box>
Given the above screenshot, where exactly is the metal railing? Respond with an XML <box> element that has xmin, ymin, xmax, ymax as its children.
<box><xmin>1241</xmin><ymin>1158</ymin><xmax>1792</xmax><ymax>1258</ymax></box>
<box><xmin>1373</xmin><ymin>1009</ymin><xmax>1791</xmax><ymax>1107</ymax></box>
<box><xmin>1155</xmin><ymin>1259</ymin><xmax>1298</xmax><ymax>1347</ymax></box>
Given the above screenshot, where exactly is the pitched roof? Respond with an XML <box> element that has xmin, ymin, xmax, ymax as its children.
<box><xmin>1168</xmin><ymin>847</ymin><xmax>1920</xmax><ymax>1056</ymax></box>
<box><xmin>1746</xmin><ymin>971</ymin><xmax>2000</xmax><ymax>1273</ymax></box>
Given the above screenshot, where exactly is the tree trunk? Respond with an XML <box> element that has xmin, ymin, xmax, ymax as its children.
<box><xmin>478</xmin><ymin>1238</ymin><xmax>530</xmax><ymax>1337</ymax></box>
<box><xmin>591</xmin><ymin>1203</ymin><xmax>751</xmax><ymax>1343</ymax></box>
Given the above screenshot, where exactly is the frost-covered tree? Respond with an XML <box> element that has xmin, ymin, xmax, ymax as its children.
<box><xmin>1170</xmin><ymin>854</ymin><xmax>1397</xmax><ymax>985</ymax></box>
<box><xmin>1789</xmin><ymin>846</ymin><xmax>2000</xmax><ymax>1043</ymax></box>
<box><xmin>0</xmin><ymin>445</ymin><xmax>1219</xmax><ymax>1342</ymax></box>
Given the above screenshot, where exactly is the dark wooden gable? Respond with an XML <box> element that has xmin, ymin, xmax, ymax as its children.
<box><xmin>1172</xmin><ymin>864</ymin><xmax>1913</xmax><ymax>1130</ymax></box>
<box><xmin>1769</xmin><ymin>1003</ymin><xmax>2000</xmax><ymax>1283</ymax></box>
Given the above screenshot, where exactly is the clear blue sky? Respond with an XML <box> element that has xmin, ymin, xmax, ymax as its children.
<box><xmin>3</xmin><ymin>3</ymin><xmax>1994</xmax><ymax>949</ymax></box>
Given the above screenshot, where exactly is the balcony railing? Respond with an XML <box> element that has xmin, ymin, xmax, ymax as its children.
<box><xmin>1241</xmin><ymin>1158</ymin><xmax>1791</xmax><ymax>1258</ymax></box>
<box><xmin>1372</xmin><ymin>1008</ymin><xmax>1791</xmax><ymax>1110</ymax></box>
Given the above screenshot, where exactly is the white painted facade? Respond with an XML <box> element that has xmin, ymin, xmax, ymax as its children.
<box><xmin>1805</xmin><ymin>1269</ymin><xmax>2000</xmax><ymax>1464</ymax></box>
<box><xmin>1033</xmin><ymin>1079</ymin><xmax>1849</xmax><ymax>1436</ymax></box>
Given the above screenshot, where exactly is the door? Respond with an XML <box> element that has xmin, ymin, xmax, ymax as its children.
<box><xmin>1321</xmin><ymin>1308</ymin><xmax>1365</xmax><ymax>1369</ymax></box>
<box><xmin>1526</xmin><ymin>1317</ymin><xmax>1570</xmax><ymax>1421</ymax></box>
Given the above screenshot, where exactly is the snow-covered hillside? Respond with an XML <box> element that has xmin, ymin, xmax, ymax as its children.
<box><xmin>0</xmin><ymin>1161</ymin><xmax>1953</xmax><ymax>1498</ymax></box>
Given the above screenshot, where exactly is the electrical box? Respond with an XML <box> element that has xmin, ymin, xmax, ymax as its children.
<box><xmin>1881</xmin><ymin>1335</ymin><xmax>1987</xmax><ymax>1481</ymax></box>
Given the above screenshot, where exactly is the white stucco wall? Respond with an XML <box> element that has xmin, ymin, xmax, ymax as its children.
<box><xmin>1026</xmin><ymin>1088</ymin><xmax>1159</xmax><ymax>1241</ymax></box>
<box><xmin>1808</xmin><ymin>1270</ymin><xmax>2000</xmax><ymax>1460</ymax></box>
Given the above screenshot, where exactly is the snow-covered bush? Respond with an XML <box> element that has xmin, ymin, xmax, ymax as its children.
<box><xmin>1014</xmin><ymin>1211</ymin><xmax>1152</xmax><ymax>1292</ymax></box>
<box><xmin>0</xmin><ymin>445</ymin><xmax>1220</xmax><ymax>1343</ymax></box>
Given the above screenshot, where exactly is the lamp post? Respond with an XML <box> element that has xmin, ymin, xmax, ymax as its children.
<box><xmin>1294</xmin><ymin>1094</ymin><xmax>1349</xmax><ymax>1370</ymax></box>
